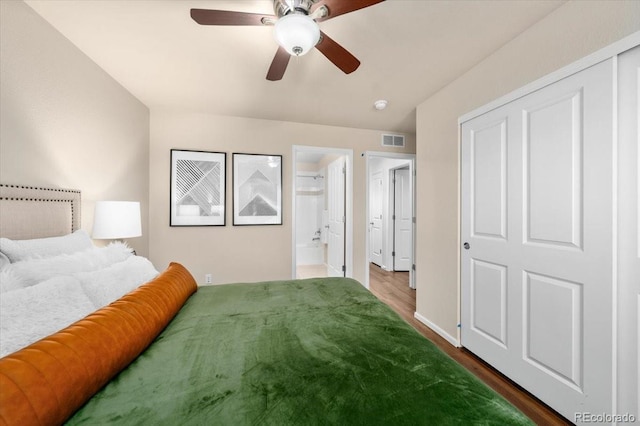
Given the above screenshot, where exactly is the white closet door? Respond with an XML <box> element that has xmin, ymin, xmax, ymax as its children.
<box><xmin>461</xmin><ymin>58</ymin><xmax>614</xmax><ymax>422</ymax></box>
<box><xmin>618</xmin><ymin>45</ymin><xmax>640</xmax><ymax>421</ymax></box>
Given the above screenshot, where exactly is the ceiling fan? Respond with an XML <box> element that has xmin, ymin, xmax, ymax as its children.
<box><xmin>190</xmin><ymin>0</ymin><xmax>385</xmax><ymax>81</ymax></box>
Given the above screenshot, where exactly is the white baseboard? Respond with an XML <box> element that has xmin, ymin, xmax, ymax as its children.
<box><xmin>414</xmin><ymin>312</ymin><xmax>461</xmax><ymax>348</ymax></box>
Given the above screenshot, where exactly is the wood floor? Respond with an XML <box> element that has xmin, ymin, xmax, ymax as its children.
<box><xmin>368</xmin><ymin>264</ymin><xmax>571</xmax><ymax>426</ymax></box>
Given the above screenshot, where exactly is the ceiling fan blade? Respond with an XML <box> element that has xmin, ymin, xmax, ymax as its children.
<box><xmin>312</xmin><ymin>0</ymin><xmax>384</xmax><ymax>22</ymax></box>
<box><xmin>266</xmin><ymin>47</ymin><xmax>291</xmax><ymax>81</ymax></box>
<box><xmin>190</xmin><ymin>9</ymin><xmax>275</xmax><ymax>26</ymax></box>
<box><xmin>315</xmin><ymin>31</ymin><xmax>360</xmax><ymax>74</ymax></box>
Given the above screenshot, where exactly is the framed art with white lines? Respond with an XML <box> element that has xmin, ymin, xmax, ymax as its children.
<box><xmin>170</xmin><ymin>149</ymin><xmax>226</xmax><ymax>226</ymax></box>
<box><xmin>233</xmin><ymin>153</ymin><xmax>282</xmax><ymax>226</ymax></box>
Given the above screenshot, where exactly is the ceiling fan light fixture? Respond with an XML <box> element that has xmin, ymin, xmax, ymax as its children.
<box><xmin>273</xmin><ymin>13</ymin><xmax>320</xmax><ymax>56</ymax></box>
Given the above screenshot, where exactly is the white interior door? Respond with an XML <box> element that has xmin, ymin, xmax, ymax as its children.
<box><xmin>393</xmin><ymin>168</ymin><xmax>412</xmax><ymax>271</ymax></box>
<box><xmin>327</xmin><ymin>157</ymin><xmax>345</xmax><ymax>277</ymax></box>
<box><xmin>461</xmin><ymin>59</ymin><xmax>614</xmax><ymax>422</ymax></box>
<box><xmin>369</xmin><ymin>171</ymin><xmax>383</xmax><ymax>267</ymax></box>
<box><xmin>618</xmin><ymin>45</ymin><xmax>640</xmax><ymax>420</ymax></box>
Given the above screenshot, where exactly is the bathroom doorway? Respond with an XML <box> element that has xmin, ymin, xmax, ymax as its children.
<box><xmin>292</xmin><ymin>146</ymin><xmax>353</xmax><ymax>279</ymax></box>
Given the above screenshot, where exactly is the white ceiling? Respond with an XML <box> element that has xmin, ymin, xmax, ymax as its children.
<box><xmin>25</xmin><ymin>0</ymin><xmax>565</xmax><ymax>134</ymax></box>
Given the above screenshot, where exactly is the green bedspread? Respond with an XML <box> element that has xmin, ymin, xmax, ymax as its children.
<box><xmin>67</xmin><ymin>278</ymin><xmax>532</xmax><ymax>425</ymax></box>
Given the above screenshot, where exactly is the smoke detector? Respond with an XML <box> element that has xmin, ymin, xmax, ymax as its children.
<box><xmin>374</xmin><ymin>100</ymin><xmax>388</xmax><ymax>110</ymax></box>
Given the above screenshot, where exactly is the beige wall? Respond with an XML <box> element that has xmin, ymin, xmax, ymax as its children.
<box><xmin>415</xmin><ymin>0</ymin><xmax>640</xmax><ymax>340</ymax></box>
<box><xmin>149</xmin><ymin>111</ymin><xmax>415</xmax><ymax>285</ymax></box>
<box><xmin>0</xmin><ymin>1</ymin><xmax>150</xmax><ymax>256</ymax></box>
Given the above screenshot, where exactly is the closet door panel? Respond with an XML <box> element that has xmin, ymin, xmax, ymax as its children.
<box><xmin>471</xmin><ymin>119</ymin><xmax>508</xmax><ymax>240</ymax></box>
<box><xmin>523</xmin><ymin>91</ymin><xmax>582</xmax><ymax>249</ymax></box>
<box><xmin>523</xmin><ymin>271</ymin><xmax>583</xmax><ymax>391</ymax></box>
<box><xmin>470</xmin><ymin>259</ymin><xmax>508</xmax><ymax>348</ymax></box>
<box><xmin>518</xmin><ymin>59</ymin><xmax>613</xmax><ymax>420</ymax></box>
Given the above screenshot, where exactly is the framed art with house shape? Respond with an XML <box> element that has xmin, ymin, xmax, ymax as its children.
<box><xmin>232</xmin><ymin>153</ymin><xmax>282</xmax><ymax>225</ymax></box>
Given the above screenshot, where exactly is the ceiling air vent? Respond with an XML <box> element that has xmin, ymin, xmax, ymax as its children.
<box><xmin>382</xmin><ymin>134</ymin><xmax>405</xmax><ymax>148</ymax></box>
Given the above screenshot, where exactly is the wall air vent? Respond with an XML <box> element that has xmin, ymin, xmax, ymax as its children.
<box><xmin>382</xmin><ymin>134</ymin><xmax>405</xmax><ymax>148</ymax></box>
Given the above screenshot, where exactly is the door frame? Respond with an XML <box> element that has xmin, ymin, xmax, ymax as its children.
<box><xmin>364</xmin><ymin>151</ymin><xmax>416</xmax><ymax>290</ymax></box>
<box><xmin>292</xmin><ymin>145</ymin><xmax>354</xmax><ymax>279</ymax></box>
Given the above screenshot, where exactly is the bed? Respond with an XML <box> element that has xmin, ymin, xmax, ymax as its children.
<box><xmin>0</xmin><ymin>184</ymin><xmax>533</xmax><ymax>425</ymax></box>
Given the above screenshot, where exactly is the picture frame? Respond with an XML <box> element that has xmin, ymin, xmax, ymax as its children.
<box><xmin>170</xmin><ymin>149</ymin><xmax>226</xmax><ymax>226</ymax></box>
<box><xmin>233</xmin><ymin>153</ymin><xmax>283</xmax><ymax>225</ymax></box>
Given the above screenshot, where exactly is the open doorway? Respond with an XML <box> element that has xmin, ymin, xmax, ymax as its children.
<box><xmin>292</xmin><ymin>146</ymin><xmax>353</xmax><ymax>280</ymax></box>
<box><xmin>365</xmin><ymin>152</ymin><xmax>416</xmax><ymax>290</ymax></box>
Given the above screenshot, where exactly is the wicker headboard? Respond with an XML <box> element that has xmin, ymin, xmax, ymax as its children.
<box><xmin>0</xmin><ymin>184</ymin><xmax>81</xmax><ymax>240</ymax></box>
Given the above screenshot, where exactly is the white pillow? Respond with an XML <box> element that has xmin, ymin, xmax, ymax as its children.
<box><xmin>1</xmin><ymin>242</ymin><xmax>133</xmax><ymax>289</ymax></box>
<box><xmin>0</xmin><ymin>252</ymin><xmax>9</xmax><ymax>271</ymax></box>
<box><xmin>75</xmin><ymin>255</ymin><xmax>159</xmax><ymax>309</ymax></box>
<box><xmin>0</xmin><ymin>276</ymin><xmax>95</xmax><ymax>357</ymax></box>
<box><xmin>0</xmin><ymin>230</ymin><xmax>93</xmax><ymax>262</ymax></box>
<box><xmin>0</xmin><ymin>268</ymin><xmax>25</xmax><ymax>293</ymax></box>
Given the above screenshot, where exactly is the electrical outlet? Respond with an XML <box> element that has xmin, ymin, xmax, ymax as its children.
<box><xmin>205</xmin><ymin>273</ymin><xmax>212</xmax><ymax>284</ymax></box>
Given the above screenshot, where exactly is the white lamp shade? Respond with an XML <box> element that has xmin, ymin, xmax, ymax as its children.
<box><xmin>92</xmin><ymin>201</ymin><xmax>142</xmax><ymax>239</ymax></box>
<box><xmin>273</xmin><ymin>14</ymin><xmax>320</xmax><ymax>56</ymax></box>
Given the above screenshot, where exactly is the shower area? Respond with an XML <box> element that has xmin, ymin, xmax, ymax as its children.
<box><xmin>295</xmin><ymin>171</ymin><xmax>327</xmax><ymax>277</ymax></box>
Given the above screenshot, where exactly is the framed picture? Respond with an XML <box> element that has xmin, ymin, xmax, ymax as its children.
<box><xmin>233</xmin><ymin>153</ymin><xmax>282</xmax><ymax>225</ymax></box>
<box><xmin>170</xmin><ymin>149</ymin><xmax>226</xmax><ymax>226</ymax></box>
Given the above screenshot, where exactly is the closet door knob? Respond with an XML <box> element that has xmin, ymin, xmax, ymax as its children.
<box><xmin>463</xmin><ymin>242</ymin><xmax>470</xmax><ymax>250</ymax></box>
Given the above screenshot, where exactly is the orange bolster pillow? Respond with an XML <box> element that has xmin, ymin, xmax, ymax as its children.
<box><xmin>0</xmin><ymin>262</ymin><xmax>197</xmax><ymax>426</ymax></box>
